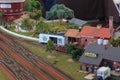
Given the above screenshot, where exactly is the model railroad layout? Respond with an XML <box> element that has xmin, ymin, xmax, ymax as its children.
<box><xmin>0</xmin><ymin>31</ymin><xmax>74</xmax><ymax>80</ymax></box>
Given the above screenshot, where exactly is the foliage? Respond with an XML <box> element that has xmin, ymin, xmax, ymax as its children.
<box><xmin>21</xmin><ymin>19</ymin><xmax>33</xmax><ymax>31</ymax></box>
<box><xmin>71</xmin><ymin>47</ymin><xmax>84</xmax><ymax>59</ymax></box>
<box><xmin>69</xmin><ymin>24</ymin><xmax>79</xmax><ymax>29</ymax></box>
<box><xmin>29</xmin><ymin>0</ymin><xmax>42</xmax><ymax>22</ymax></box>
<box><xmin>35</xmin><ymin>21</ymin><xmax>49</xmax><ymax>34</ymax></box>
<box><xmin>46</xmin><ymin>4</ymin><xmax>74</xmax><ymax>25</ymax></box>
<box><xmin>46</xmin><ymin>40</ymin><xmax>55</xmax><ymax>53</ymax></box>
<box><xmin>65</xmin><ymin>44</ymin><xmax>84</xmax><ymax>60</ymax></box>
<box><xmin>29</xmin><ymin>10</ymin><xmax>42</xmax><ymax>20</ymax></box>
<box><xmin>46</xmin><ymin>11</ymin><xmax>55</xmax><ymax>26</ymax></box>
<box><xmin>110</xmin><ymin>37</ymin><xmax>120</xmax><ymax>47</ymax></box>
<box><xmin>23</xmin><ymin>0</ymin><xmax>31</xmax><ymax>11</ymax></box>
<box><xmin>65</xmin><ymin>44</ymin><xmax>76</xmax><ymax>54</ymax></box>
<box><xmin>0</xmin><ymin>21</ymin><xmax>3</xmax><ymax>25</ymax></box>
<box><xmin>29</xmin><ymin>0</ymin><xmax>42</xmax><ymax>12</ymax></box>
<box><xmin>0</xmin><ymin>11</ymin><xmax>3</xmax><ymax>17</ymax></box>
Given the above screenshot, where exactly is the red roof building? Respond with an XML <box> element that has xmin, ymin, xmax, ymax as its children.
<box><xmin>64</xmin><ymin>29</ymin><xmax>79</xmax><ymax>44</ymax></box>
<box><xmin>64</xmin><ymin>26</ymin><xmax>113</xmax><ymax>47</ymax></box>
<box><xmin>78</xmin><ymin>26</ymin><xmax>113</xmax><ymax>47</ymax></box>
<box><xmin>0</xmin><ymin>0</ymin><xmax>25</xmax><ymax>21</ymax></box>
<box><xmin>78</xmin><ymin>26</ymin><xmax>111</xmax><ymax>39</ymax></box>
<box><xmin>64</xmin><ymin>29</ymin><xmax>79</xmax><ymax>37</ymax></box>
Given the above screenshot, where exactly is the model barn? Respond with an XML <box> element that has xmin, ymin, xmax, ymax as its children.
<box><xmin>0</xmin><ymin>0</ymin><xmax>25</xmax><ymax>21</ymax></box>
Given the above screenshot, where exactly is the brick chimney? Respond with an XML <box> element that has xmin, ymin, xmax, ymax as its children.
<box><xmin>109</xmin><ymin>16</ymin><xmax>114</xmax><ymax>36</ymax></box>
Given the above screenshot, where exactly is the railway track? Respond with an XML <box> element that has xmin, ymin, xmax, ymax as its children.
<box><xmin>0</xmin><ymin>31</ymin><xmax>74</xmax><ymax>80</ymax></box>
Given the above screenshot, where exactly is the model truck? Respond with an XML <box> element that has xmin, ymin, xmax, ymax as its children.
<box><xmin>96</xmin><ymin>67</ymin><xmax>111</xmax><ymax>80</ymax></box>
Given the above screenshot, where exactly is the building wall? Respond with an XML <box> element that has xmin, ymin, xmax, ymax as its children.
<box><xmin>81</xmin><ymin>63</ymin><xmax>98</xmax><ymax>73</ymax></box>
<box><xmin>81</xmin><ymin>59</ymin><xmax>120</xmax><ymax>73</ymax></box>
<box><xmin>79</xmin><ymin>37</ymin><xmax>97</xmax><ymax>47</ymax></box>
<box><xmin>101</xmin><ymin>59</ymin><xmax>120</xmax><ymax>70</ymax></box>
<box><xmin>0</xmin><ymin>2</ymin><xmax>24</xmax><ymax>21</ymax></box>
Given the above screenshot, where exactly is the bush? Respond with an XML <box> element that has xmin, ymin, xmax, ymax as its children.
<box><xmin>69</xmin><ymin>24</ymin><xmax>79</xmax><ymax>29</ymax></box>
<box><xmin>71</xmin><ymin>47</ymin><xmax>84</xmax><ymax>60</ymax></box>
<box><xmin>65</xmin><ymin>44</ymin><xmax>76</xmax><ymax>54</ymax></box>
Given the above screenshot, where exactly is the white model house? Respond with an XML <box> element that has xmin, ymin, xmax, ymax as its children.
<box><xmin>39</xmin><ymin>33</ymin><xmax>68</xmax><ymax>46</ymax></box>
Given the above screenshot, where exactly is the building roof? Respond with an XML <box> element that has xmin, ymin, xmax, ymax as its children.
<box><xmin>64</xmin><ymin>29</ymin><xmax>79</xmax><ymax>37</ymax></box>
<box><xmin>78</xmin><ymin>26</ymin><xmax>111</xmax><ymax>38</ymax></box>
<box><xmin>0</xmin><ymin>0</ymin><xmax>25</xmax><ymax>3</ymax></box>
<box><xmin>69</xmin><ymin>18</ymin><xmax>87</xmax><ymax>25</ymax></box>
<box><xmin>79</xmin><ymin>44</ymin><xmax>120</xmax><ymax>66</ymax></box>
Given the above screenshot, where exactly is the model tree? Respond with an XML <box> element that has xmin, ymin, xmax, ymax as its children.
<box><xmin>29</xmin><ymin>0</ymin><xmax>42</xmax><ymax>12</ymax></box>
<box><xmin>0</xmin><ymin>11</ymin><xmax>3</xmax><ymax>25</ymax></box>
<box><xmin>110</xmin><ymin>37</ymin><xmax>120</xmax><ymax>47</ymax></box>
<box><xmin>46</xmin><ymin>40</ymin><xmax>55</xmax><ymax>55</ymax></box>
<box><xmin>71</xmin><ymin>47</ymin><xmax>84</xmax><ymax>60</ymax></box>
<box><xmin>21</xmin><ymin>19</ymin><xmax>33</xmax><ymax>31</ymax></box>
<box><xmin>0</xmin><ymin>11</ymin><xmax>3</xmax><ymax>17</ymax></box>
<box><xmin>46</xmin><ymin>4</ymin><xmax>74</xmax><ymax>25</ymax></box>
<box><xmin>23</xmin><ymin>0</ymin><xmax>31</xmax><ymax>11</ymax></box>
<box><xmin>29</xmin><ymin>0</ymin><xmax>43</xmax><ymax>22</ymax></box>
<box><xmin>35</xmin><ymin>21</ymin><xmax>49</xmax><ymax>34</ymax></box>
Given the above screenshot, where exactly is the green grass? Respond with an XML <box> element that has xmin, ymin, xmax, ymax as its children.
<box><xmin>7</xmin><ymin>21</ymin><xmax>70</xmax><ymax>37</ymax></box>
<box><xmin>0</xmin><ymin>71</ymin><xmax>9</xmax><ymax>80</ymax></box>
<box><xmin>45</xmin><ymin>21</ymin><xmax>70</xmax><ymax>33</ymax></box>
<box><xmin>19</xmin><ymin>41</ymin><xmax>87</xmax><ymax>80</ymax></box>
<box><xmin>7</xmin><ymin>27</ymin><xmax>35</xmax><ymax>37</ymax></box>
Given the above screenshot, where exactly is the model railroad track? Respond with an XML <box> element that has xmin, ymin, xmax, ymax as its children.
<box><xmin>0</xmin><ymin>31</ymin><xmax>74</xmax><ymax>80</ymax></box>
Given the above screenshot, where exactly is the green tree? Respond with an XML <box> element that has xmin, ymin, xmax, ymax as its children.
<box><xmin>116</xmin><ymin>37</ymin><xmax>120</xmax><ymax>47</ymax></box>
<box><xmin>29</xmin><ymin>0</ymin><xmax>43</xmax><ymax>24</ymax></box>
<box><xmin>23</xmin><ymin>0</ymin><xmax>31</xmax><ymax>11</ymax></box>
<box><xmin>29</xmin><ymin>10</ymin><xmax>42</xmax><ymax>23</ymax></box>
<box><xmin>46</xmin><ymin>4</ymin><xmax>74</xmax><ymax>25</ymax></box>
<box><xmin>0</xmin><ymin>11</ymin><xmax>3</xmax><ymax>17</ymax></box>
<box><xmin>46</xmin><ymin>11</ymin><xmax>55</xmax><ymax>26</ymax></box>
<box><xmin>71</xmin><ymin>47</ymin><xmax>84</xmax><ymax>60</ymax></box>
<box><xmin>29</xmin><ymin>0</ymin><xmax>42</xmax><ymax>12</ymax></box>
<box><xmin>110</xmin><ymin>37</ymin><xmax>120</xmax><ymax>47</ymax></box>
<box><xmin>0</xmin><ymin>11</ymin><xmax>3</xmax><ymax>26</ymax></box>
<box><xmin>35</xmin><ymin>21</ymin><xmax>49</xmax><ymax>34</ymax></box>
<box><xmin>65</xmin><ymin>44</ymin><xmax>76</xmax><ymax>54</ymax></box>
<box><xmin>21</xmin><ymin>19</ymin><xmax>33</xmax><ymax>31</ymax></box>
<box><xmin>110</xmin><ymin>38</ymin><xmax>115</xmax><ymax>46</ymax></box>
<box><xmin>46</xmin><ymin>40</ymin><xmax>55</xmax><ymax>54</ymax></box>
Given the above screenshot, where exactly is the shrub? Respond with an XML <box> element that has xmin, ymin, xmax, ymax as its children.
<box><xmin>65</xmin><ymin>44</ymin><xmax>76</xmax><ymax>54</ymax></box>
<box><xmin>71</xmin><ymin>47</ymin><xmax>84</xmax><ymax>60</ymax></box>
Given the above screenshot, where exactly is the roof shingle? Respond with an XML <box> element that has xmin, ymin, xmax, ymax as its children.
<box><xmin>64</xmin><ymin>29</ymin><xmax>79</xmax><ymax>37</ymax></box>
<box><xmin>78</xmin><ymin>26</ymin><xmax>111</xmax><ymax>38</ymax></box>
<box><xmin>79</xmin><ymin>44</ymin><xmax>120</xmax><ymax>66</ymax></box>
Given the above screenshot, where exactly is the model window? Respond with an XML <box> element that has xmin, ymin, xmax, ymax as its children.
<box><xmin>0</xmin><ymin>4</ymin><xmax>11</xmax><ymax>8</ymax></box>
<box><xmin>58</xmin><ymin>38</ymin><xmax>62</xmax><ymax>44</ymax></box>
<box><xmin>85</xmin><ymin>39</ymin><xmax>87</xmax><ymax>42</ymax></box>
<box><xmin>4</xmin><ymin>10</ymin><xmax>7</xmax><ymax>12</ymax></box>
<box><xmin>16</xmin><ymin>9</ymin><xmax>18</xmax><ymax>12</ymax></box>
<box><xmin>20</xmin><ymin>9</ymin><xmax>22</xmax><ymax>11</ymax></box>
